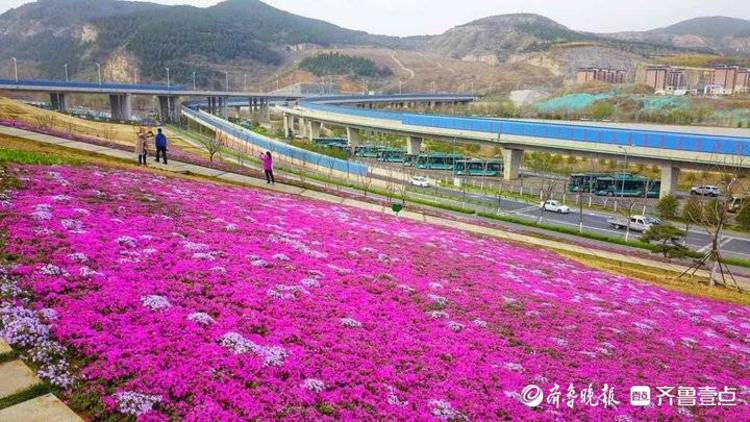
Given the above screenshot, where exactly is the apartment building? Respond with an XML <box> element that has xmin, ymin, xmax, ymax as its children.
<box><xmin>576</xmin><ymin>67</ymin><xmax>626</xmax><ymax>84</ymax></box>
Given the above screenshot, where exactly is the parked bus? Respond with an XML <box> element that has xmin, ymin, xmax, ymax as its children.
<box><xmin>593</xmin><ymin>173</ymin><xmax>661</xmax><ymax>198</ymax></box>
<box><xmin>415</xmin><ymin>153</ymin><xmax>464</xmax><ymax>171</ymax></box>
<box><xmin>312</xmin><ymin>137</ymin><xmax>348</xmax><ymax>148</ymax></box>
<box><xmin>354</xmin><ymin>145</ymin><xmax>385</xmax><ymax>158</ymax></box>
<box><xmin>453</xmin><ymin>159</ymin><xmax>503</xmax><ymax>177</ymax></box>
<box><xmin>378</xmin><ymin>148</ymin><xmax>407</xmax><ymax>163</ymax></box>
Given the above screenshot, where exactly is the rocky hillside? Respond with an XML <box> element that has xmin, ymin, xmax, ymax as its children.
<box><xmin>424</xmin><ymin>14</ymin><xmax>591</xmax><ymax>64</ymax></box>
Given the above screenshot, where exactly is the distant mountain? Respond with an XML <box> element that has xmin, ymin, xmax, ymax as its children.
<box><xmin>662</xmin><ymin>16</ymin><xmax>750</xmax><ymax>39</ymax></box>
<box><xmin>424</xmin><ymin>14</ymin><xmax>591</xmax><ymax>64</ymax></box>
<box><xmin>0</xmin><ymin>1</ymin><xmax>748</xmax><ymax>93</ymax></box>
<box><xmin>0</xmin><ymin>0</ymin><xmax>389</xmax><ymax>86</ymax></box>
<box><xmin>605</xmin><ymin>16</ymin><xmax>750</xmax><ymax>55</ymax></box>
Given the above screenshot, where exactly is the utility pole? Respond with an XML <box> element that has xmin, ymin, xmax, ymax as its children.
<box><xmin>96</xmin><ymin>63</ymin><xmax>101</xmax><ymax>85</ymax></box>
<box><xmin>225</xmin><ymin>71</ymin><xmax>229</xmax><ymax>92</ymax></box>
<box><xmin>274</xmin><ymin>73</ymin><xmax>280</xmax><ymax>91</ymax></box>
<box><xmin>64</xmin><ymin>63</ymin><xmax>69</xmax><ymax>82</ymax></box>
<box><xmin>165</xmin><ymin>67</ymin><xmax>170</xmax><ymax>88</ymax></box>
<box><xmin>243</xmin><ymin>73</ymin><xmax>247</xmax><ymax>91</ymax></box>
<box><xmin>618</xmin><ymin>146</ymin><xmax>629</xmax><ymax>197</ymax></box>
<box><xmin>11</xmin><ymin>57</ymin><xmax>18</xmax><ymax>82</ymax></box>
<box><xmin>399</xmin><ymin>79</ymin><xmax>403</xmax><ymax>95</ymax></box>
<box><xmin>192</xmin><ymin>71</ymin><xmax>197</xmax><ymax>90</ymax></box>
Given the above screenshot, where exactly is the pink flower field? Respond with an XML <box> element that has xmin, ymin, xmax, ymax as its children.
<box><xmin>1</xmin><ymin>164</ymin><xmax>749</xmax><ymax>420</ymax></box>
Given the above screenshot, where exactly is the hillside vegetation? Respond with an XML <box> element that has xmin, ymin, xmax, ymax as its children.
<box><xmin>299</xmin><ymin>53</ymin><xmax>393</xmax><ymax>78</ymax></box>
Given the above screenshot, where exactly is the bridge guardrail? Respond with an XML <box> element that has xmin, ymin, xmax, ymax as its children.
<box><xmin>303</xmin><ymin>101</ymin><xmax>750</xmax><ymax>158</ymax></box>
<box><xmin>0</xmin><ymin>79</ymin><xmax>185</xmax><ymax>91</ymax></box>
<box><xmin>182</xmin><ymin>107</ymin><xmax>369</xmax><ymax>177</ymax></box>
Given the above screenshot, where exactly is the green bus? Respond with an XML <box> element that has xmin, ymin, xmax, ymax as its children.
<box><xmin>313</xmin><ymin>137</ymin><xmax>348</xmax><ymax>148</ymax></box>
<box><xmin>593</xmin><ymin>173</ymin><xmax>661</xmax><ymax>198</ymax></box>
<box><xmin>415</xmin><ymin>153</ymin><xmax>464</xmax><ymax>171</ymax></box>
<box><xmin>454</xmin><ymin>159</ymin><xmax>503</xmax><ymax>177</ymax></box>
<box><xmin>378</xmin><ymin>148</ymin><xmax>407</xmax><ymax>163</ymax></box>
<box><xmin>354</xmin><ymin>145</ymin><xmax>385</xmax><ymax>158</ymax></box>
<box><xmin>568</xmin><ymin>173</ymin><xmax>611</xmax><ymax>193</ymax></box>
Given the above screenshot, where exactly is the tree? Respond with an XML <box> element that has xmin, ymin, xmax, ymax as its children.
<box><xmin>680</xmin><ymin>160</ymin><xmax>747</xmax><ymax>288</ymax></box>
<box><xmin>203</xmin><ymin>132</ymin><xmax>227</xmax><ymax>162</ymax></box>
<box><xmin>641</xmin><ymin>225</ymin><xmax>689</xmax><ymax>260</ymax></box>
<box><xmin>737</xmin><ymin>203</ymin><xmax>750</xmax><ymax>230</ymax></box>
<box><xmin>656</xmin><ymin>195</ymin><xmax>679</xmax><ymax>220</ymax></box>
<box><xmin>682</xmin><ymin>197</ymin><xmax>702</xmax><ymax>234</ymax></box>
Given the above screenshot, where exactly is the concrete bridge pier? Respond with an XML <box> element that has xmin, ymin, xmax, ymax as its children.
<box><xmin>298</xmin><ymin>117</ymin><xmax>307</xmax><ymax>138</ymax></box>
<box><xmin>407</xmin><ymin>136</ymin><xmax>422</xmax><ymax>155</ymax></box>
<box><xmin>660</xmin><ymin>165</ymin><xmax>680</xmax><ymax>199</ymax></box>
<box><xmin>109</xmin><ymin>94</ymin><xmax>132</xmax><ymax>121</ymax></box>
<box><xmin>502</xmin><ymin>148</ymin><xmax>523</xmax><ymax>180</ymax></box>
<box><xmin>157</xmin><ymin>95</ymin><xmax>178</xmax><ymax>123</ymax></box>
<box><xmin>220</xmin><ymin>97</ymin><xmax>228</xmax><ymax>119</ymax></box>
<box><xmin>346</xmin><ymin>127</ymin><xmax>361</xmax><ymax>148</ymax></box>
<box><xmin>207</xmin><ymin>96</ymin><xmax>216</xmax><ymax>115</ymax></box>
<box><xmin>283</xmin><ymin>114</ymin><xmax>291</xmax><ymax>138</ymax></box>
<box><xmin>49</xmin><ymin>93</ymin><xmax>68</xmax><ymax>112</ymax></box>
<box><xmin>308</xmin><ymin>120</ymin><xmax>322</xmax><ymax>141</ymax></box>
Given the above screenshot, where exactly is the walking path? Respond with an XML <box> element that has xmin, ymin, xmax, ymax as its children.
<box><xmin>3</xmin><ymin>125</ymin><xmax>749</xmax><ymax>293</ymax></box>
<box><xmin>0</xmin><ymin>338</ymin><xmax>81</xmax><ymax>421</ymax></box>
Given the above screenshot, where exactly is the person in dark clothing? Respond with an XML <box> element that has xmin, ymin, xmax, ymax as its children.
<box><xmin>260</xmin><ymin>151</ymin><xmax>274</xmax><ymax>184</ymax></box>
<box><xmin>154</xmin><ymin>128</ymin><xmax>168</xmax><ymax>164</ymax></box>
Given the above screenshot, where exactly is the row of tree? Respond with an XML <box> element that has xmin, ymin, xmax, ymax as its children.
<box><xmin>299</xmin><ymin>53</ymin><xmax>393</xmax><ymax>78</ymax></box>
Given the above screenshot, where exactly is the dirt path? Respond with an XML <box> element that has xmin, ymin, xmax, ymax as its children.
<box><xmin>391</xmin><ymin>52</ymin><xmax>415</xmax><ymax>80</ymax></box>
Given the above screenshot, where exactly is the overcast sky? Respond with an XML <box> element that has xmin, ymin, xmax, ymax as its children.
<box><xmin>1</xmin><ymin>0</ymin><xmax>749</xmax><ymax>36</ymax></box>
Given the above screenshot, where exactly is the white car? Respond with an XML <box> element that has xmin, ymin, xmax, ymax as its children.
<box><xmin>690</xmin><ymin>185</ymin><xmax>721</xmax><ymax>197</ymax></box>
<box><xmin>410</xmin><ymin>176</ymin><xmax>431</xmax><ymax>188</ymax></box>
<box><xmin>541</xmin><ymin>200</ymin><xmax>570</xmax><ymax>214</ymax></box>
<box><xmin>607</xmin><ymin>215</ymin><xmax>662</xmax><ymax>232</ymax></box>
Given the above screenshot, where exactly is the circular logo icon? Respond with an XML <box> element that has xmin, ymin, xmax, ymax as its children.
<box><xmin>521</xmin><ymin>384</ymin><xmax>544</xmax><ymax>408</ymax></box>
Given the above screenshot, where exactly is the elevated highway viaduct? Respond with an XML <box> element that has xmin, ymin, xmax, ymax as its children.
<box><xmin>278</xmin><ymin>96</ymin><xmax>750</xmax><ymax>198</ymax></box>
<box><xmin>0</xmin><ymin>79</ymin><xmax>301</xmax><ymax>123</ymax></box>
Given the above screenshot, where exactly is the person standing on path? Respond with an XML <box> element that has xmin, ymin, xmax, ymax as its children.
<box><xmin>154</xmin><ymin>128</ymin><xmax>168</xmax><ymax>164</ymax></box>
<box><xmin>135</xmin><ymin>129</ymin><xmax>149</xmax><ymax>166</ymax></box>
<box><xmin>260</xmin><ymin>151</ymin><xmax>275</xmax><ymax>184</ymax></box>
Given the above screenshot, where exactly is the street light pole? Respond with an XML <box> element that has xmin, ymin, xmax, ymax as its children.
<box><xmin>274</xmin><ymin>73</ymin><xmax>280</xmax><ymax>91</ymax></box>
<box><xmin>618</xmin><ymin>146</ymin><xmax>629</xmax><ymax>197</ymax></box>
<box><xmin>399</xmin><ymin>79</ymin><xmax>403</xmax><ymax>95</ymax></box>
<box><xmin>95</xmin><ymin>63</ymin><xmax>101</xmax><ymax>85</ymax></box>
<box><xmin>11</xmin><ymin>57</ymin><xmax>18</xmax><ymax>82</ymax></box>
<box><xmin>192</xmin><ymin>72</ymin><xmax>196</xmax><ymax>90</ymax></box>
<box><xmin>243</xmin><ymin>73</ymin><xmax>247</xmax><ymax>91</ymax></box>
<box><xmin>64</xmin><ymin>63</ymin><xmax>69</xmax><ymax>82</ymax></box>
<box><xmin>225</xmin><ymin>72</ymin><xmax>229</xmax><ymax>92</ymax></box>
<box><xmin>165</xmin><ymin>67</ymin><xmax>170</xmax><ymax>88</ymax></box>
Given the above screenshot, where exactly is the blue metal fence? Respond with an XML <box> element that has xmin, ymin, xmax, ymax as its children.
<box><xmin>304</xmin><ymin>101</ymin><xmax>750</xmax><ymax>157</ymax></box>
<box><xmin>182</xmin><ymin>107</ymin><xmax>369</xmax><ymax>177</ymax></box>
<box><xmin>403</xmin><ymin>115</ymin><xmax>750</xmax><ymax>157</ymax></box>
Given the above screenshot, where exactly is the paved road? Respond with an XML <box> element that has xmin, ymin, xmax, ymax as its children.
<box><xmin>415</xmin><ymin>187</ymin><xmax>750</xmax><ymax>260</ymax></box>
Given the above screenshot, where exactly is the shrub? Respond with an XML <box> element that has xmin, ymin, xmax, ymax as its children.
<box><xmin>656</xmin><ymin>195</ymin><xmax>679</xmax><ymax>220</ymax></box>
<box><xmin>736</xmin><ymin>204</ymin><xmax>750</xmax><ymax>229</ymax></box>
